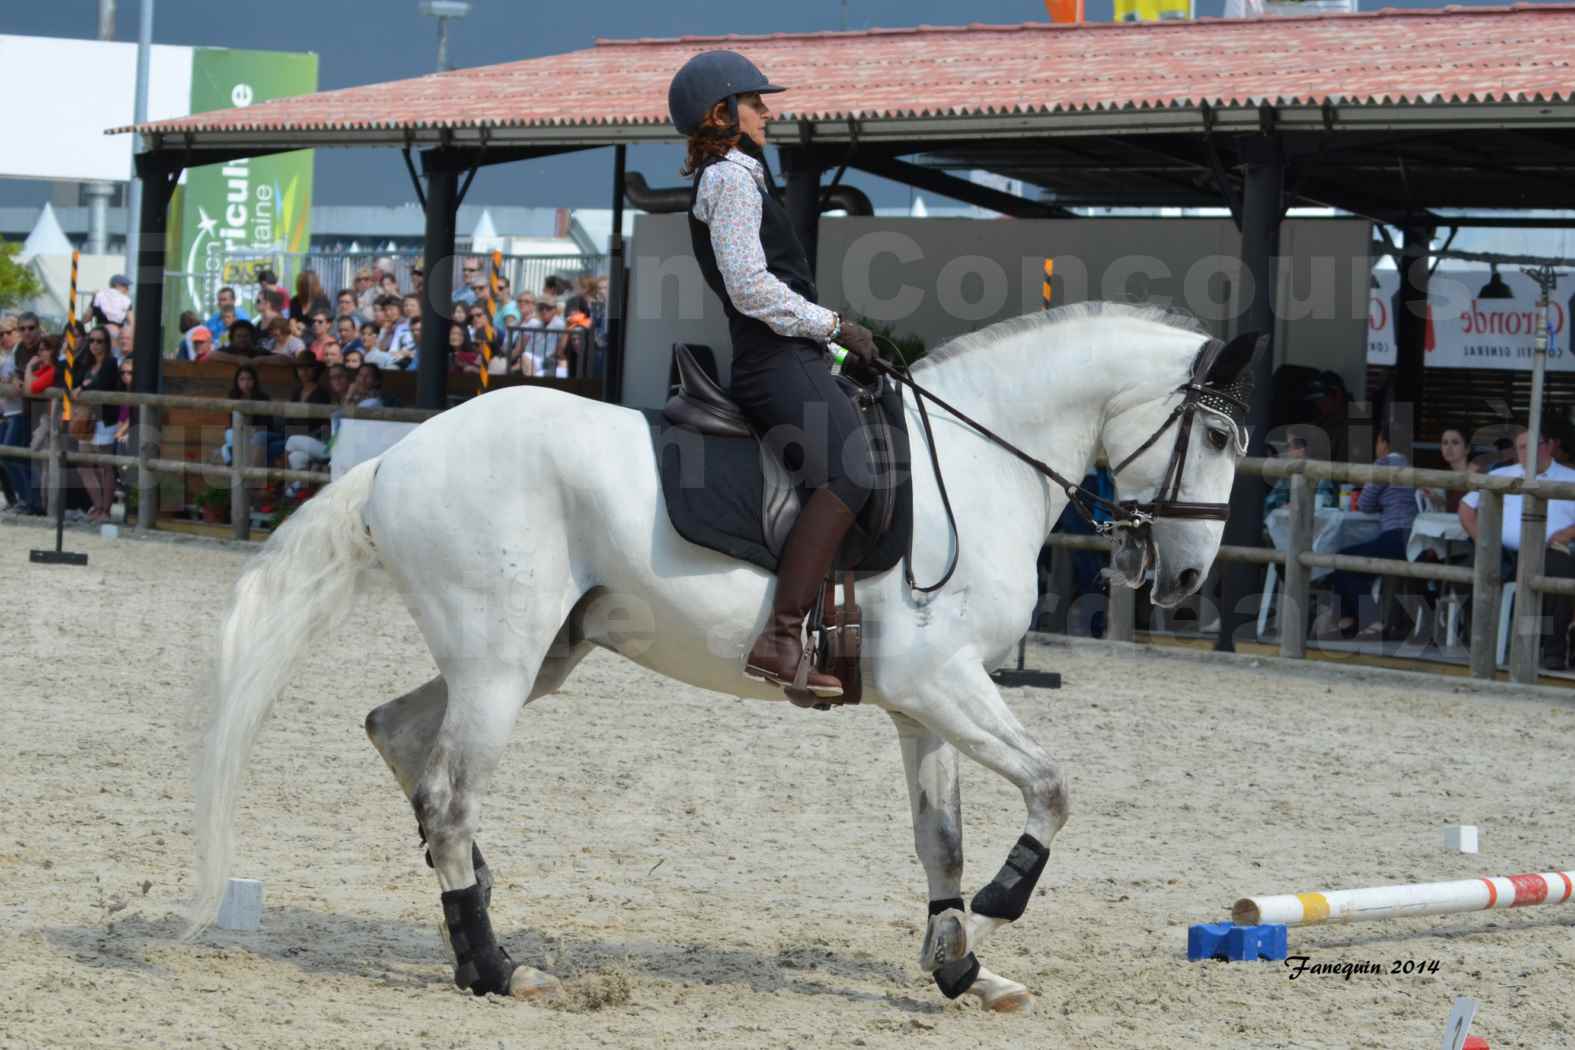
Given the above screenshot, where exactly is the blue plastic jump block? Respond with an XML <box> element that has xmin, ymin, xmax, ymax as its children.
<box><xmin>1187</xmin><ymin>922</ymin><xmax>1288</xmax><ymax>962</ymax></box>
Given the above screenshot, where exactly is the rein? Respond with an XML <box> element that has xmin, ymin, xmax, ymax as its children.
<box><xmin>863</xmin><ymin>339</ymin><xmax>1243</xmax><ymax>594</ymax></box>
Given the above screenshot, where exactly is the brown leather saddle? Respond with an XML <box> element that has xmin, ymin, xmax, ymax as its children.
<box><xmin>659</xmin><ymin>344</ymin><xmax>911</xmax><ymax>705</ymax></box>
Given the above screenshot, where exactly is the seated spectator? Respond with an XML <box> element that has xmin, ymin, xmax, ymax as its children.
<box><xmin>449</xmin><ymin>322</ymin><xmax>482</xmax><ymax>374</ymax></box>
<box><xmin>284</xmin><ymin>358</ymin><xmax>383</xmax><ymax>495</ymax></box>
<box><xmin>113</xmin><ymin>359</ymin><xmax>136</xmax><ymax>504</ymax></box>
<box><xmin>260</xmin><ymin>315</ymin><xmax>305</xmax><ymax>359</ymax></box>
<box><xmin>204</xmin><ymin>286</ymin><xmax>249</xmax><ymax>348</ymax></box>
<box><xmin>1461</xmin><ymin>427</ymin><xmax>1575</xmax><ymax>670</ymax></box>
<box><xmin>290</xmin><ymin>269</ymin><xmax>331</xmax><ymax>324</ymax></box>
<box><xmin>354</xmin><ymin>268</ymin><xmax>379</xmax><ymax>323</ymax></box>
<box><xmin>379</xmin><ymin>272</ymin><xmax>401</xmax><ymax>300</ymax></box>
<box><xmin>207</xmin><ymin>319</ymin><xmax>294</xmax><ymax>365</ymax></box>
<box><xmin>254</xmin><ymin>286</ymin><xmax>286</xmax><ymax>334</ymax></box>
<box><xmin>220</xmin><ymin>365</ymin><xmax>285</xmax><ymax>467</ymax></box>
<box><xmin>1263</xmin><ymin>433</ymin><xmax>1337</xmax><ymax>516</ymax></box>
<box><xmin>1421</xmin><ymin>426</ymin><xmax>1474</xmax><ymax>513</ymax></box>
<box><xmin>453</xmin><ymin>258</ymin><xmax>482</xmax><ymax>305</ymax></box>
<box><xmin>490</xmin><ymin>277</ymin><xmax>520</xmax><ymax>329</ymax></box>
<box><xmin>411</xmin><ymin>264</ymin><xmax>424</xmax><ymax>298</ymax></box>
<box><xmin>334</xmin><ymin>316</ymin><xmax>361</xmax><ymax>354</ymax></box>
<box><xmin>343</xmin><ymin>347</ymin><xmax>365</xmax><ymax>371</ymax></box>
<box><xmin>325</xmin><ymin>362</ymin><xmax>352</xmax><ymax>404</ymax></box>
<box><xmin>0</xmin><ymin>315</ymin><xmax>41</xmax><ymax>515</ymax></box>
<box><xmin>307</xmin><ymin>310</ymin><xmax>335</xmax><ymax>360</ymax></box>
<box><xmin>374</xmin><ymin>295</ymin><xmax>403</xmax><ymax>353</ymax></box>
<box><xmin>334</xmin><ymin>288</ymin><xmax>358</xmax><ymax>322</ymax></box>
<box><xmin>1318</xmin><ymin>425</ymin><xmax>1418</xmax><ymax>639</ymax></box>
<box><xmin>320</xmin><ymin>341</ymin><xmax>344</xmax><ymax>367</ymax></box>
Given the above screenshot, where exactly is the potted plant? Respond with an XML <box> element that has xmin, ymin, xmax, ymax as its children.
<box><xmin>194</xmin><ymin>485</ymin><xmax>229</xmax><ymax>525</ymax></box>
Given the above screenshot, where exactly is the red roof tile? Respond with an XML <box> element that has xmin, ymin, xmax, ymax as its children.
<box><xmin>117</xmin><ymin>6</ymin><xmax>1575</xmax><ymax>138</ymax></box>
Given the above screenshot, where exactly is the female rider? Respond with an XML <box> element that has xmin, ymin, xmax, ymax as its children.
<box><xmin>670</xmin><ymin>50</ymin><xmax>878</xmax><ymax>701</ymax></box>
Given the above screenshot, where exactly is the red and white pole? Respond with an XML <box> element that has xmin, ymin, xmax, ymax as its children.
<box><xmin>1234</xmin><ymin>871</ymin><xmax>1575</xmax><ymax>927</ymax></box>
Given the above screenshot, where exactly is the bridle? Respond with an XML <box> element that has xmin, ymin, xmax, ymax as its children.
<box><xmin>866</xmin><ymin>336</ymin><xmax>1251</xmax><ymax>594</ymax></box>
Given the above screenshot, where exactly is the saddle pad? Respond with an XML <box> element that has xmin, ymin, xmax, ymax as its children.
<box><xmin>646</xmin><ymin>378</ymin><xmax>912</xmax><ymax>576</ymax></box>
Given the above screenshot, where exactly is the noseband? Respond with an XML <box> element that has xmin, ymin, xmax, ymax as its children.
<box><xmin>869</xmin><ymin>335</ymin><xmax>1250</xmax><ymax>594</ymax></box>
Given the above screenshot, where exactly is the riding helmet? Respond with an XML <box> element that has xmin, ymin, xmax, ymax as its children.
<box><xmin>667</xmin><ymin>50</ymin><xmax>786</xmax><ymax>136</ymax></box>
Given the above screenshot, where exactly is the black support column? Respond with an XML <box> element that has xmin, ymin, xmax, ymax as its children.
<box><xmin>605</xmin><ymin>144</ymin><xmax>627</xmax><ymax>404</ymax></box>
<box><xmin>418</xmin><ymin>151</ymin><xmax>461</xmax><ymax>410</ymax></box>
<box><xmin>777</xmin><ymin>146</ymin><xmax>825</xmax><ymax>273</ymax></box>
<box><xmin>1217</xmin><ymin>135</ymin><xmax>1285</xmax><ymax>652</ymax></box>
<box><xmin>1391</xmin><ymin>222</ymin><xmax>1431</xmax><ymax>460</ymax></box>
<box><xmin>130</xmin><ymin>151</ymin><xmax>180</xmax><ymax>530</ymax></box>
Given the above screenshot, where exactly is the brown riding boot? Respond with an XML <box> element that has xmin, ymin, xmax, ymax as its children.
<box><xmin>745</xmin><ymin>487</ymin><xmax>857</xmax><ymax>700</ymax></box>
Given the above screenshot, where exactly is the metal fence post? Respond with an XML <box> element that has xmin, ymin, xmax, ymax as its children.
<box><xmin>230</xmin><ymin>409</ymin><xmax>250</xmax><ymax>541</ymax></box>
<box><xmin>46</xmin><ymin>397</ymin><xmax>63</xmax><ymax>521</ymax></box>
<box><xmin>1470</xmin><ymin>490</ymin><xmax>1503</xmax><ymax>679</ymax></box>
<box><xmin>1279</xmin><ymin>473</ymin><xmax>1312</xmax><ymax>659</ymax></box>
<box><xmin>1511</xmin><ymin>493</ymin><xmax>1547</xmax><ymax>683</ymax></box>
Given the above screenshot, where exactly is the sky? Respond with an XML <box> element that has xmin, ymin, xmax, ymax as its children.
<box><xmin>0</xmin><ymin>0</ymin><xmax>1532</xmax><ymax>213</ymax></box>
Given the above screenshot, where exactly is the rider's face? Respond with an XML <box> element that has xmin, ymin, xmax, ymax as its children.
<box><xmin>735</xmin><ymin>92</ymin><xmax>770</xmax><ymax>148</ymax></box>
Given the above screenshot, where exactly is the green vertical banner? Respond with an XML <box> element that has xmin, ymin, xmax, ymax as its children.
<box><xmin>169</xmin><ymin>47</ymin><xmax>317</xmax><ymax>346</ymax></box>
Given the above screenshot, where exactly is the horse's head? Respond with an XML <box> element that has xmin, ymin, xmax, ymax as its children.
<box><xmin>1100</xmin><ymin>331</ymin><xmax>1265</xmax><ymax>607</ymax></box>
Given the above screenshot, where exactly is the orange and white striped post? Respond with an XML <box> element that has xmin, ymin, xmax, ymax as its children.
<box><xmin>475</xmin><ymin>249</ymin><xmax>506</xmax><ymax>387</ymax></box>
<box><xmin>62</xmin><ymin>250</ymin><xmax>80</xmax><ymax>424</ymax></box>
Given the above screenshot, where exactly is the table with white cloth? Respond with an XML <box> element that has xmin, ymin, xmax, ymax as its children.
<box><xmin>1407</xmin><ymin>511</ymin><xmax>1470</xmax><ymax>563</ymax></box>
<box><xmin>1265</xmin><ymin>507</ymin><xmax>1383</xmax><ymax>581</ymax></box>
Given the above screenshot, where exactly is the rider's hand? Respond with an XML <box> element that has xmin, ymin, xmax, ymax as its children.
<box><xmin>835</xmin><ymin>320</ymin><xmax>878</xmax><ymax>363</ymax></box>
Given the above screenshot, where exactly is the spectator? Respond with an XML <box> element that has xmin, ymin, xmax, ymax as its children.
<box><xmin>257</xmin><ymin>268</ymin><xmax>290</xmax><ymax>317</ymax></box>
<box><xmin>1421</xmin><ymin>426</ymin><xmax>1475</xmax><ymax>513</ymax></box>
<box><xmin>522</xmin><ymin>298</ymin><xmax>566</xmax><ymax>375</ymax></box>
<box><xmin>411</xmin><ymin>264</ymin><xmax>425</xmax><ymax>299</ymax></box>
<box><xmin>0</xmin><ymin>315</ymin><xmax>40</xmax><ymax>514</ymax></box>
<box><xmin>347</xmin><ymin>359</ymin><xmax>384</xmax><ymax>406</ymax></box>
<box><xmin>180</xmin><ymin>325</ymin><xmax>215</xmax><ymax>362</ymax></box>
<box><xmin>453</xmin><ymin>257</ymin><xmax>482</xmax><ymax>305</ymax></box>
<box><xmin>356</xmin><ymin>320</ymin><xmax>378</xmax><ymax>355</ymax></box>
<box><xmin>334</xmin><ymin>288</ymin><xmax>358</xmax><ymax>322</ymax></box>
<box><xmin>173</xmin><ymin>311</ymin><xmax>201</xmax><ymax>358</ymax></box>
<box><xmin>325</xmin><ymin>362</ymin><xmax>352</xmax><ymax>404</ymax></box>
<box><xmin>375</xmin><ymin>295</ymin><xmax>403</xmax><ymax>354</ymax></box>
<box><xmin>16</xmin><ymin>312</ymin><xmax>43</xmax><ymax>359</ymax></box>
<box><xmin>284</xmin><ymin>356</ymin><xmax>382</xmax><ymax>495</ymax></box>
<box><xmin>307</xmin><ymin>310</ymin><xmax>335</xmax><ymax>360</ymax></box>
<box><xmin>72</xmin><ymin>326</ymin><xmax>122</xmax><ymax>524</ymax></box>
<box><xmin>261</xmin><ymin>315</ymin><xmax>305</xmax><ymax>358</ymax></box>
<box><xmin>204</xmin><ymin>287</ymin><xmax>249</xmax><ymax>348</ymax></box>
<box><xmin>379</xmin><ymin>272</ymin><xmax>401</xmax><ymax>300</ymax></box>
<box><xmin>343</xmin><ymin>347</ymin><xmax>365</xmax><ymax>371</ymax></box>
<box><xmin>220</xmin><ymin>365</ymin><xmax>284</xmax><ymax>467</ymax></box>
<box><xmin>1494</xmin><ymin>436</ymin><xmax>1518</xmax><ymax>467</ymax></box>
<box><xmin>1263</xmin><ymin>433</ymin><xmax>1337</xmax><ymax>516</ymax></box>
<box><xmin>449</xmin><ymin>322</ymin><xmax>481</xmax><ymax>374</ymax></box>
<box><xmin>91</xmin><ymin>274</ymin><xmax>134</xmax><ymax>337</ymax></box>
<box><xmin>1317</xmin><ymin>425</ymin><xmax>1418</xmax><ymax>639</ymax></box>
<box><xmin>334</xmin><ymin>316</ymin><xmax>361</xmax><ymax>355</ymax></box>
<box><xmin>489</xmin><ymin>276</ymin><xmax>519</xmax><ymax>329</ymax></box>
<box><xmin>543</xmin><ymin>274</ymin><xmax>569</xmax><ymax>299</ymax></box>
<box><xmin>354</xmin><ymin>267</ymin><xmax>379</xmax><ymax>323</ymax></box>
<box><xmin>320</xmin><ymin>341</ymin><xmax>344</xmax><ymax>367</ymax></box>
<box><xmin>255</xmin><ymin>287</ymin><xmax>286</xmax><ymax>335</ymax></box>
<box><xmin>113</xmin><ymin>358</ymin><xmax>136</xmax><ymax>482</ymax></box>
<box><xmin>291</xmin><ymin>270</ymin><xmax>332</xmax><ymax>324</ymax></box>
<box><xmin>1461</xmin><ymin>427</ymin><xmax>1575</xmax><ymax>670</ymax></box>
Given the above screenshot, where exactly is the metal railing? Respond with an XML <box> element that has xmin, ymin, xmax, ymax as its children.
<box><xmin>1043</xmin><ymin>455</ymin><xmax>1575</xmax><ymax>685</ymax></box>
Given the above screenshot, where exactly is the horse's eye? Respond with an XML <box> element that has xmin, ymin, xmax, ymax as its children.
<box><xmin>1206</xmin><ymin>428</ymin><xmax>1230</xmax><ymax>451</ymax></box>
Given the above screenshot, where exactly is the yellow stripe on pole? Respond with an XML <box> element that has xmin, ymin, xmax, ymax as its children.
<box><xmin>1041</xmin><ymin>258</ymin><xmax>1054</xmax><ymax>311</ymax></box>
<box><xmin>1295</xmin><ymin>892</ymin><xmax>1331</xmax><ymax>925</ymax></box>
<box><xmin>63</xmin><ymin>250</ymin><xmax>80</xmax><ymax>422</ymax></box>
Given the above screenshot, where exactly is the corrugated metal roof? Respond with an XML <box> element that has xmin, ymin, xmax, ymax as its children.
<box><xmin>116</xmin><ymin>6</ymin><xmax>1575</xmax><ymax>140</ymax></box>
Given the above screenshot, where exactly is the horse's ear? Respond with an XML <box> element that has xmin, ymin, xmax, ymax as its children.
<box><xmin>1202</xmin><ymin>331</ymin><xmax>1268</xmax><ymax>389</ymax></box>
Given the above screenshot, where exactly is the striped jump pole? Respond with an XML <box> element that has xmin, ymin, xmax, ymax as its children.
<box><xmin>1233</xmin><ymin>870</ymin><xmax>1575</xmax><ymax>927</ymax></box>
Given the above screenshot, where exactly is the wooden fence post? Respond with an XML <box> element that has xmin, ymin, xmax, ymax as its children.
<box><xmin>229</xmin><ymin>409</ymin><xmax>250</xmax><ymax>541</ymax></box>
<box><xmin>135</xmin><ymin>405</ymin><xmax>159</xmax><ymax>531</ymax></box>
<box><xmin>1279</xmin><ymin>473</ymin><xmax>1313</xmax><ymax>659</ymax></box>
<box><xmin>1511</xmin><ymin>493</ymin><xmax>1547</xmax><ymax>684</ymax></box>
<box><xmin>1470</xmin><ymin>491</ymin><xmax>1503</xmax><ymax>679</ymax></box>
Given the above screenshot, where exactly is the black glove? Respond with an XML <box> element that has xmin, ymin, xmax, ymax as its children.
<box><xmin>835</xmin><ymin>319</ymin><xmax>878</xmax><ymax>363</ymax></box>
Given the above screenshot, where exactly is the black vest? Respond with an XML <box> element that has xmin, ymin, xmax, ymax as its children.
<box><xmin>688</xmin><ymin>142</ymin><xmax>821</xmax><ymax>356</ymax></box>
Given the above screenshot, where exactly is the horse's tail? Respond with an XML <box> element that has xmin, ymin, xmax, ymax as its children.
<box><xmin>187</xmin><ymin>457</ymin><xmax>383</xmax><ymax>937</ymax></box>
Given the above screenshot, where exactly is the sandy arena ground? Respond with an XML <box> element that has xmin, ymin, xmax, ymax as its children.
<box><xmin>3</xmin><ymin>519</ymin><xmax>1574</xmax><ymax>1049</ymax></box>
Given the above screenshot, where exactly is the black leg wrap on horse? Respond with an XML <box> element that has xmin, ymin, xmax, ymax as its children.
<box><xmin>441</xmin><ymin>883</ymin><xmax>515</xmax><ymax>997</ymax></box>
<box><xmin>934</xmin><ymin>953</ymin><xmax>982</xmax><ymax>999</ymax></box>
<box><xmin>970</xmin><ymin>833</ymin><xmax>1049</xmax><ymax>921</ymax></box>
<box><xmin>928</xmin><ymin>897</ymin><xmax>964</xmax><ymax>916</ymax></box>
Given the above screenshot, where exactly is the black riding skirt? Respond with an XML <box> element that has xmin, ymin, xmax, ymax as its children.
<box><xmin>729</xmin><ymin>339</ymin><xmax>874</xmax><ymax>515</ymax></box>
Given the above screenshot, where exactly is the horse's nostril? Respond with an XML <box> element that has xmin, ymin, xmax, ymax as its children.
<box><xmin>1178</xmin><ymin>568</ymin><xmax>1201</xmax><ymax>591</ymax></box>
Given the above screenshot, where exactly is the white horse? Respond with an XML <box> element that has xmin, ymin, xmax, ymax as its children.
<box><xmin>191</xmin><ymin>302</ymin><xmax>1258</xmax><ymax>1011</ymax></box>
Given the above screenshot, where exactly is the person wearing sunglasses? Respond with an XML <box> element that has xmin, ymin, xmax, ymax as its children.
<box><xmin>73</xmin><ymin>328</ymin><xmax>123</xmax><ymax>524</ymax></box>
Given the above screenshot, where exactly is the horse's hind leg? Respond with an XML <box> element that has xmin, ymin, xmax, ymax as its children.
<box><xmin>891</xmin><ymin>713</ymin><xmax>1033</xmax><ymax>1013</ymax></box>
<box><xmin>892</xmin><ymin>651</ymin><xmax>1070</xmax><ymax>968</ymax></box>
<box><xmin>365</xmin><ymin>612</ymin><xmax>596</xmax><ymax>898</ymax></box>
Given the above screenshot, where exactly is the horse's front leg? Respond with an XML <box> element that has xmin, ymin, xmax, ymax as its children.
<box><xmin>891</xmin><ymin>713</ymin><xmax>1033</xmax><ymax>1012</ymax></box>
<box><xmin>892</xmin><ymin>652</ymin><xmax>1070</xmax><ymax>973</ymax></box>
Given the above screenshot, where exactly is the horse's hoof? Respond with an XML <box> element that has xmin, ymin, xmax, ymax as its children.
<box><xmin>968</xmin><ymin>968</ymin><xmax>1033</xmax><ymax>1013</ymax></box>
<box><xmin>509</xmin><ymin>966</ymin><xmax>562</xmax><ymax>1002</ymax></box>
<box><xmin>919</xmin><ymin>908</ymin><xmax>968</xmax><ymax>973</ymax></box>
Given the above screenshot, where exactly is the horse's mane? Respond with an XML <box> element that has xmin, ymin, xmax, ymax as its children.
<box><xmin>912</xmin><ymin>302</ymin><xmax>1208</xmax><ymax>372</ymax></box>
